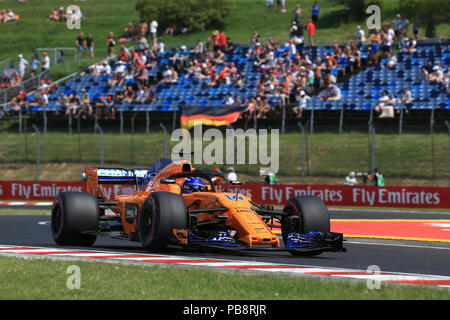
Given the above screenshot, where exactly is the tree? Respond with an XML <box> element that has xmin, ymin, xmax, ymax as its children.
<box><xmin>399</xmin><ymin>0</ymin><xmax>449</xmax><ymax>38</ymax></box>
<box><xmin>331</xmin><ymin>0</ymin><xmax>382</xmax><ymax>22</ymax></box>
<box><xmin>135</xmin><ymin>0</ymin><xmax>234</xmax><ymax>34</ymax></box>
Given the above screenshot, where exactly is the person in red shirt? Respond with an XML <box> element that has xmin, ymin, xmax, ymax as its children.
<box><xmin>307</xmin><ymin>19</ymin><xmax>316</xmax><ymax>45</ymax></box>
<box><xmin>218</xmin><ymin>30</ymin><xmax>227</xmax><ymax>52</ymax></box>
<box><xmin>208</xmin><ymin>30</ymin><xmax>221</xmax><ymax>52</ymax></box>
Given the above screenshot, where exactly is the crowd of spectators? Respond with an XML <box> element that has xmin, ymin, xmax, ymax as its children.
<box><xmin>5</xmin><ymin>1</ymin><xmax>447</xmax><ymax>122</ymax></box>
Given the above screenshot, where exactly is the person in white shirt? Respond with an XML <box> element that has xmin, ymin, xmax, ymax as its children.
<box><xmin>374</xmin><ymin>91</ymin><xmax>390</xmax><ymax>114</ymax></box>
<box><xmin>18</xmin><ymin>54</ymin><xmax>29</xmax><ymax>79</ymax></box>
<box><xmin>225</xmin><ymin>94</ymin><xmax>235</xmax><ymax>105</ymax></box>
<box><xmin>41</xmin><ymin>52</ymin><xmax>50</xmax><ymax>72</ymax></box>
<box><xmin>344</xmin><ymin>172</ymin><xmax>357</xmax><ymax>185</ymax></box>
<box><xmin>293</xmin><ymin>90</ymin><xmax>310</xmax><ymax>118</ymax></box>
<box><xmin>150</xmin><ymin>19</ymin><xmax>158</xmax><ymax>38</ymax></box>
<box><xmin>355</xmin><ymin>26</ymin><xmax>365</xmax><ymax>46</ymax></box>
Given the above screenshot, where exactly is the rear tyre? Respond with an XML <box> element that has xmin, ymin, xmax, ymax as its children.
<box><xmin>281</xmin><ymin>195</ymin><xmax>330</xmax><ymax>246</ymax></box>
<box><xmin>138</xmin><ymin>192</ymin><xmax>188</xmax><ymax>251</ymax></box>
<box><xmin>51</xmin><ymin>192</ymin><xmax>99</xmax><ymax>246</ymax></box>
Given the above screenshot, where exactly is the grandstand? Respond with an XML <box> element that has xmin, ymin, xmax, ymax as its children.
<box><xmin>2</xmin><ymin>39</ymin><xmax>449</xmax><ymax>129</ymax></box>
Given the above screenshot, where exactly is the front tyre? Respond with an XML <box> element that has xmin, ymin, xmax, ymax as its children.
<box><xmin>51</xmin><ymin>192</ymin><xmax>99</xmax><ymax>246</ymax></box>
<box><xmin>281</xmin><ymin>195</ymin><xmax>330</xmax><ymax>246</ymax></box>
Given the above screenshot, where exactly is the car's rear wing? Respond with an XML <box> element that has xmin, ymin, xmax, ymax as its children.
<box><xmin>84</xmin><ymin>167</ymin><xmax>147</xmax><ymax>199</ymax></box>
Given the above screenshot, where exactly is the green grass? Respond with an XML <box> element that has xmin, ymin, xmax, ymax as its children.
<box><xmin>1</xmin><ymin>0</ymin><xmax>449</xmax><ymax>80</ymax></box>
<box><xmin>0</xmin><ymin>130</ymin><xmax>447</xmax><ymax>180</ymax></box>
<box><xmin>0</xmin><ymin>208</ymin><xmax>49</xmax><ymax>215</ymax></box>
<box><xmin>0</xmin><ymin>255</ymin><xmax>448</xmax><ymax>299</ymax></box>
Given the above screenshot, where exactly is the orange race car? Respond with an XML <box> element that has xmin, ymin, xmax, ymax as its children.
<box><xmin>50</xmin><ymin>158</ymin><xmax>345</xmax><ymax>256</ymax></box>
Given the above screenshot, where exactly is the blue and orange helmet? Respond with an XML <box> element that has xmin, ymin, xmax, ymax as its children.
<box><xmin>182</xmin><ymin>177</ymin><xmax>206</xmax><ymax>194</ymax></box>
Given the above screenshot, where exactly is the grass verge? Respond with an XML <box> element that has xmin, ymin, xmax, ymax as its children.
<box><xmin>0</xmin><ymin>131</ymin><xmax>448</xmax><ymax>183</ymax></box>
<box><xmin>0</xmin><ymin>208</ymin><xmax>49</xmax><ymax>215</ymax></box>
<box><xmin>0</xmin><ymin>255</ymin><xmax>449</xmax><ymax>299</ymax></box>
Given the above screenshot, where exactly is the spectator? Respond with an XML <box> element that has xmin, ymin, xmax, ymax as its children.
<box><xmin>392</xmin><ymin>14</ymin><xmax>402</xmax><ymax>42</ymax></box>
<box><xmin>95</xmin><ymin>96</ymin><xmax>106</xmax><ymax>119</ymax></box>
<box><xmin>279</xmin><ymin>0</ymin><xmax>287</xmax><ymax>13</ymax></box>
<box><xmin>293</xmin><ymin>89</ymin><xmax>310</xmax><ymax>118</ymax></box>
<box><xmin>383</xmin><ymin>51</ymin><xmax>397</xmax><ymax>69</ymax></box>
<box><xmin>373</xmin><ymin>168</ymin><xmax>384</xmax><ymax>186</ymax></box>
<box><xmin>397</xmin><ymin>87</ymin><xmax>412</xmax><ymax>114</ymax></box>
<box><xmin>225</xmin><ymin>94</ymin><xmax>235</xmax><ymax>105</ymax></box>
<box><xmin>374</xmin><ymin>91</ymin><xmax>390</xmax><ymax>115</ymax></box>
<box><xmin>48</xmin><ymin>8</ymin><xmax>60</xmax><ymax>21</ymax></box>
<box><xmin>79</xmin><ymin>88</ymin><xmax>92</xmax><ymax>118</ymax></box>
<box><xmin>165</xmin><ymin>22</ymin><xmax>175</xmax><ymax>36</ymax></box>
<box><xmin>428</xmin><ymin>66</ymin><xmax>443</xmax><ymax>84</ymax></box>
<box><xmin>381</xmin><ymin>22</ymin><xmax>394</xmax><ymax>57</ymax></box>
<box><xmin>105</xmin><ymin>95</ymin><xmax>116</xmax><ymax>119</ymax></box>
<box><xmin>76</xmin><ymin>32</ymin><xmax>85</xmax><ymax>58</ymax></box>
<box><xmin>402</xmin><ymin>37</ymin><xmax>417</xmax><ymax>53</ymax></box>
<box><xmin>41</xmin><ymin>52</ymin><xmax>50</xmax><ymax>72</ymax></box>
<box><xmin>251</xmin><ymin>29</ymin><xmax>260</xmax><ymax>47</ymax></box>
<box><xmin>368</xmin><ymin>29</ymin><xmax>381</xmax><ymax>65</ymax></box>
<box><xmin>293</xmin><ymin>4</ymin><xmax>302</xmax><ymax>23</ymax></box>
<box><xmin>124</xmin><ymin>22</ymin><xmax>135</xmax><ymax>38</ymax></box>
<box><xmin>218</xmin><ymin>30</ymin><xmax>227</xmax><ymax>53</ymax></box>
<box><xmin>18</xmin><ymin>54</ymin><xmax>29</xmax><ymax>79</ymax></box>
<box><xmin>30</xmin><ymin>55</ymin><xmax>39</xmax><ymax>77</ymax></box>
<box><xmin>208</xmin><ymin>30</ymin><xmax>221</xmax><ymax>52</ymax></box>
<box><xmin>311</xmin><ymin>1</ymin><xmax>320</xmax><ymax>26</ymax></box>
<box><xmin>150</xmin><ymin>18</ymin><xmax>158</xmax><ymax>38</ymax></box>
<box><xmin>266</xmin><ymin>0</ymin><xmax>274</xmax><ymax>10</ymax></box>
<box><xmin>107</xmin><ymin>32</ymin><xmax>116</xmax><ymax>57</ymax></box>
<box><xmin>416</xmin><ymin>67</ymin><xmax>428</xmax><ymax>82</ymax></box>
<box><xmin>355</xmin><ymin>25</ymin><xmax>365</xmax><ymax>47</ymax></box>
<box><xmin>85</xmin><ymin>33</ymin><xmax>95</xmax><ymax>58</ymax></box>
<box><xmin>306</xmin><ymin>19</ymin><xmax>315</xmax><ymax>46</ymax></box>
<box><xmin>67</xmin><ymin>91</ymin><xmax>80</xmax><ymax>116</ymax></box>
<box><xmin>344</xmin><ymin>172</ymin><xmax>357</xmax><ymax>185</ymax></box>
<box><xmin>59</xmin><ymin>7</ymin><xmax>67</xmax><ymax>21</ymax></box>
<box><xmin>256</xmin><ymin>96</ymin><xmax>270</xmax><ymax>119</ymax></box>
<box><xmin>59</xmin><ymin>91</ymin><xmax>70</xmax><ymax>116</ymax></box>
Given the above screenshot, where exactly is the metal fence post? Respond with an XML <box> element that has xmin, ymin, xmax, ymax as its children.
<box><xmin>172</xmin><ymin>108</ymin><xmax>177</xmax><ymax>132</ymax></box>
<box><xmin>146</xmin><ymin>109</ymin><xmax>150</xmax><ymax>134</ymax></box>
<box><xmin>95</xmin><ymin>124</ymin><xmax>104</xmax><ymax>166</ymax></box>
<box><xmin>18</xmin><ymin>107</ymin><xmax>22</xmax><ymax>133</ymax></box>
<box><xmin>32</xmin><ymin>124</ymin><xmax>40</xmax><ymax>181</ymax></box>
<box><xmin>160</xmin><ymin>123</ymin><xmax>168</xmax><ymax>158</ymax></box>
<box><xmin>120</xmin><ymin>110</ymin><xmax>124</xmax><ymax>134</ymax></box>
<box><xmin>310</xmin><ymin>104</ymin><xmax>314</xmax><ymax>134</ymax></box>
<box><xmin>399</xmin><ymin>103</ymin><xmax>404</xmax><ymax>135</ymax></box>
<box><xmin>339</xmin><ymin>103</ymin><xmax>344</xmax><ymax>134</ymax></box>
<box><xmin>297</xmin><ymin>122</ymin><xmax>306</xmax><ymax>185</ymax></box>
<box><xmin>371</xmin><ymin>126</ymin><xmax>376</xmax><ymax>176</ymax></box>
<box><xmin>43</xmin><ymin>107</ymin><xmax>47</xmax><ymax>134</ymax></box>
<box><xmin>131</xmin><ymin>113</ymin><xmax>138</xmax><ymax>165</ymax></box>
<box><xmin>68</xmin><ymin>112</ymin><xmax>72</xmax><ymax>134</ymax></box>
<box><xmin>445</xmin><ymin>121</ymin><xmax>450</xmax><ymax>187</ymax></box>
<box><xmin>281</xmin><ymin>103</ymin><xmax>285</xmax><ymax>134</ymax></box>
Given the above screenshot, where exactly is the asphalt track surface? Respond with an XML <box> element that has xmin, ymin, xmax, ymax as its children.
<box><xmin>1</xmin><ymin>208</ymin><xmax>450</xmax><ymax>277</ymax></box>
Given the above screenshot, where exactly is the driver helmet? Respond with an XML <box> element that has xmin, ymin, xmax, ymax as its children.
<box><xmin>182</xmin><ymin>177</ymin><xmax>206</xmax><ymax>194</ymax></box>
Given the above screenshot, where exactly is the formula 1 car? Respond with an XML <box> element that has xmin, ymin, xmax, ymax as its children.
<box><xmin>51</xmin><ymin>159</ymin><xmax>345</xmax><ymax>256</ymax></box>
